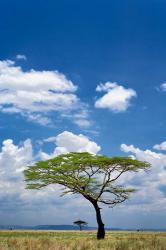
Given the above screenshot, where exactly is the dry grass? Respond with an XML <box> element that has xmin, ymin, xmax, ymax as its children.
<box><xmin>0</xmin><ymin>230</ymin><xmax>166</xmax><ymax>250</ymax></box>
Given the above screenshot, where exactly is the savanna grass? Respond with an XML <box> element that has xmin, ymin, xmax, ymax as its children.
<box><xmin>0</xmin><ymin>230</ymin><xmax>166</xmax><ymax>250</ymax></box>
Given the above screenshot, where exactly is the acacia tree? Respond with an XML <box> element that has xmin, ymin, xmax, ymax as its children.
<box><xmin>24</xmin><ymin>152</ymin><xmax>150</xmax><ymax>239</ymax></box>
<box><xmin>73</xmin><ymin>220</ymin><xmax>88</xmax><ymax>231</ymax></box>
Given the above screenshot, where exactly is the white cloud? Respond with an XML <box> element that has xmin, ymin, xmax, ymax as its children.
<box><xmin>0</xmin><ymin>60</ymin><xmax>76</xmax><ymax>92</ymax></box>
<box><xmin>0</xmin><ymin>59</ymin><xmax>90</xmax><ymax>127</ymax></box>
<box><xmin>95</xmin><ymin>82</ymin><xmax>137</xmax><ymax>112</ymax></box>
<box><xmin>160</xmin><ymin>83</ymin><xmax>166</xmax><ymax>91</ymax></box>
<box><xmin>120</xmin><ymin>143</ymin><xmax>166</xmax><ymax>212</ymax></box>
<box><xmin>0</xmin><ymin>138</ymin><xmax>33</xmax><ymax>203</ymax></box>
<box><xmin>0</xmin><ymin>60</ymin><xmax>77</xmax><ymax>110</ymax></box>
<box><xmin>43</xmin><ymin>136</ymin><xmax>57</xmax><ymax>143</ymax></box>
<box><xmin>73</xmin><ymin>119</ymin><xmax>91</xmax><ymax>128</ymax></box>
<box><xmin>0</xmin><ymin>138</ymin><xmax>70</xmax><ymax>225</ymax></box>
<box><xmin>153</xmin><ymin>141</ymin><xmax>166</xmax><ymax>151</ymax></box>
<box><xmin>121</xmin><ymin>144</ymin><xmax>166</xmax><ymax>166</ymax></box>
<box><xmin>25</xmin><ymin>113</ymin><xmax>53</xmax><ymax>126</ymax></box>
<box><xmin>16</xmin><ymin>54</ymin><xmax>27</xmax><ymax>61</ymax></box>
<box><xmin>0</xmin><ymin>139</ymin><xmax>33</xmax><ymax>177</ymax></box>
<box><xmin>61</xmin><ymin>108</ymin><xmax>91</xmax><ymax>129</ymax></box>
<box><xmin>96</xmin><ymin>82</ymin><xmax>117</xmax><ymax>92</ymax></box>
<box><xmin>40</xmin><ymin>131</ymin><xmax>101</xmax><ymax>160</ymax></box>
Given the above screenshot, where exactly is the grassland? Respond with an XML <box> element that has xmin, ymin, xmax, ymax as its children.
<box><xmin>0</xmin><ymin>230</ymin><xmax>166</xmax><ymax>250</ymax></box>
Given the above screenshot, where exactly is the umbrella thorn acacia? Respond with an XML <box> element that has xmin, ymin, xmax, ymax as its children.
<box><xmin>24</xmin><ymin>152</ymin><xmax>151</xmax><ymax>239</ymax></box>
<box><xmin>73</xmin><ymin>220</ymin><xmax>88</xmax><ymax>231</ymax></box>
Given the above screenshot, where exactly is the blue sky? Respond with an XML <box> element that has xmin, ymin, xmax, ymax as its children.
<box><xmin>1</xmin><ymin>0</ymin><xmax>166</xmax><ymax>228</ymax></box>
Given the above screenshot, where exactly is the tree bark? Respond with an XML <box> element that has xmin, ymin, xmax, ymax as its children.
<box><xmin>92</xmin><ymin>201</ymin><xmax>105</xmax><ymax>239</ymax></box>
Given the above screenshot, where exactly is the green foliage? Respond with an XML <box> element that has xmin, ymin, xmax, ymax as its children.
<box><xmin>24</xmin><ymin>152</ymin><xmax>151</xmax><ymax>207</ymax></box>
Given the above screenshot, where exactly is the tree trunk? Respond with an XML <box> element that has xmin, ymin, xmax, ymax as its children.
<box><xmin>92</xmin><ymin>201</ymin><xmax>105</xmax><ymax>239</ymax></box>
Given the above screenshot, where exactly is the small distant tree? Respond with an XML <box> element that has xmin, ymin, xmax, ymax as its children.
<box><xmin>24</xmin><ymin>152</ymin><xmax>151</xmax><ymax>239</ymax></box>
<box><xmin>73</xmin><ymin>220</ymin><xmax>88</xmax><ymax>231</ymax></box>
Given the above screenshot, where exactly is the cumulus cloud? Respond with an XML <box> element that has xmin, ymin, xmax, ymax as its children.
<box><xmin>121</xmin><ymin>144</ymin><xmax>166</xmax><ymax>166</ymax></box>
<box><xmin>0</xmin><ymin>138</ymin><xmax>33</xmax><ymax>206</ymax></box>
<box><xmin>0</xmin><ymin>139</ymin><xmax>33</xmax><ymax>177</ymax></box>
<box><xmin>0</xmin><ymin>137</ymin><xmax>73</xmax><ymax>225</ymax></box>
<box><xmin>95</xmin><ymin>82</ymin><xmax>137</xmax><ymax>112</ymax></box>
<box><xmin>120</xmin><ymin>143</ymin><xmax>166</xmax><ymax>212</ymax></box>
<box><xmin>0</xmin><ymin>59</ymin><xmax>90</xmax><ymax>127</ymax></box>
<box><xmin>40</xmin><ymin>131</ymin><xmax>101</xmax><ymax>160</ymax></box>
<box><xmin>0</xmin><ymin>60</ymin><xmax>77</xmax><ymax>111</ymax></box>
<box><xmin>153</xmin><ymin>141</ymin><xmax>166</xmax><ymax>151</ymax></box>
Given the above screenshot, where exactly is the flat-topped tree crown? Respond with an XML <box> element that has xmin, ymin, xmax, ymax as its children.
<box><xmin>24</xmin><ymin>152</ymin><xmax>151</xmax><ymax>239</ymax></box>
<box><xmin>73</xmin><ymin>220</ymin><xmax>88</xmax><ymax>231</ymax></box>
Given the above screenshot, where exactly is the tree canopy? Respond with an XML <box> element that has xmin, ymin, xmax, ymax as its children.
<box><xmin>73</xmin><ymin>220</ymin><xmax>88</xmax><ymax>231</ymax></box>
<box><xmin>24</xmin><ymin>152</ymin><xmax>151</xmax><ymax>239</ymax></box>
